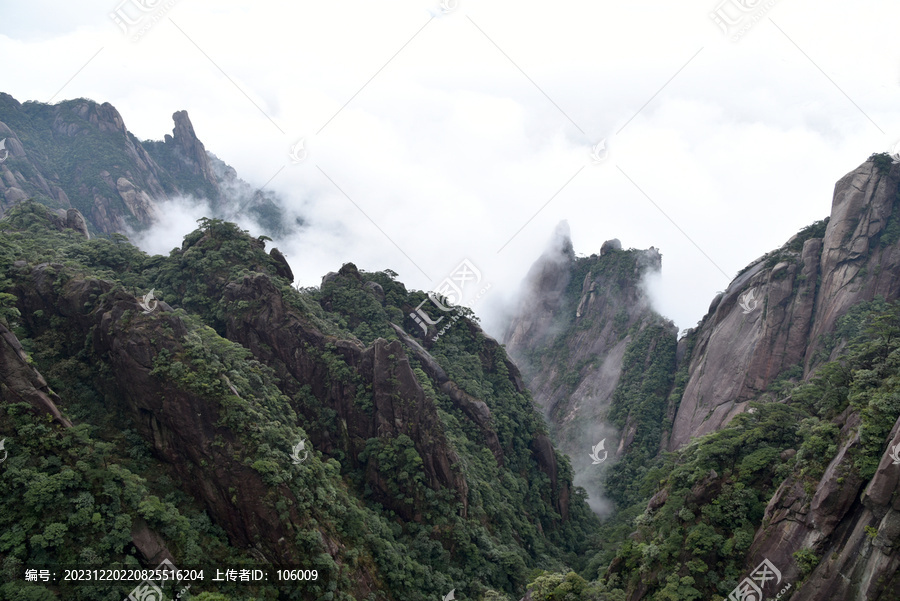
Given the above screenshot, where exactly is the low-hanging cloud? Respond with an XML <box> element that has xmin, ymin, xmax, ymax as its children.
<box><xmin>128</xmin><ymin>195</ymin><xmax>215</xmax><ymax>257</ymax></box>
<box><xmin>5</xmin><ymin>0</ymin><xmax>899</xmax><ymax>336</ymax></box>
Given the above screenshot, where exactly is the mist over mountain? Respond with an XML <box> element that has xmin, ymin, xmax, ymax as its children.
<box><xmin>0</xmin><ymin>93</ymin><xmax>299</xmax><ymax>241</ymax></box>
<box><xmin>2</xmin><ymin>92</ymin><xmax>900</xmax><ymax>601</ymax></box>
<box><xmin>502</xmin><ymin>153</ymin><xmax>900</xmax><ymax>601</ymax></box>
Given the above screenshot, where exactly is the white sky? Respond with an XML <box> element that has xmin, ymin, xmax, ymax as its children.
<box><xmin>2</xmin><ymin>0</ymin><xmax>899</xmax><ymax>336</ymax></box>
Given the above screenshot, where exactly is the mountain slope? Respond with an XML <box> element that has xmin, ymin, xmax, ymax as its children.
<box><xmin>503</xmin><ymin>223</ymin><xmax>676</xmax><ymax>514</ymax></box>
<box><xmin>0</xmin><ymin>93</ymin><xmax>292</xmax><ymax>237</ymax></box>
<box><xmin>504</xmin><ymin>153</ymin><xmax>900</xmax><ymax>601</ymax></box>
<box><xmin>0</xmin><ymin>202</ymin><xmax>598</xmax><ymax>600</ymax></box>
<box><xmin>606</xmin><ymin>299</ymin><xmax>900</xmax><ymax>600</ymax></box>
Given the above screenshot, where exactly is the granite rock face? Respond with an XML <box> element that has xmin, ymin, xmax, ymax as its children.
<box><xmin>219</xmin><ymin>272</ymin><xmax>469</xmax><ymax>521</ymax></box>
<box><xmin>11</xmin><ymin>271</ymin><xmax>319</xmax><ymax>566</ymax></box>
<box><xmin>506</xmin><ymin>156</ymin><xmax>900</xmax><ymax>600</ymax></box>
<box><xmin>738</xmin><ymin>411</ymin><xmax>900</xmax><ymax>601</ymax></box>
<box><xmin>504</xmin><ymin>220</ymin><xmax>576</xmax><ymax>360</ymax></box>
<box><xmin>0</xmin><ymin>321</ymin><xmax>71</xmax><ymax>428</ymax></box>
<box><xmin>669</xmin><ymin>159</ymin><xmax>900</xmax><ymax>450</ymax></box>
<box><xmin>164</xmin><ymin>110</ymin><xmax>221</xmax><ymax>198</ymax></box>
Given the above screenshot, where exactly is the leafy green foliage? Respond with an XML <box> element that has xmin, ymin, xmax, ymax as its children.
<box><xmin>312</xmin><ymin>266</ymin><xmax>406</xmax><ymax>344</ymax></box>
<box><xmin>787</xmin><ymin>218</ymin><xmax>829</xmax><ymax>253</ymax></box>
<box><xmin>0</xmin><ymin>205</ymin><xmax>599</xmax><ymax>599</ymax></box>
<box><xmin>593</xmin><ymin>298</ymin><xmax>900</xmax><ymax>600</ymax></box>
<box><xmin>793</xmin><ymin>548</ymin><xmax>820</xmax><ymax>577</ymax></box>
<box><xmin>606</xmin><ymin>324</ymin><xmax>676</xmax><ymax>509</ymax></box>
<box><xmin>869</xmin><ymin>152</ymin><xmax>894</xmax><ymax>174</ymax></box>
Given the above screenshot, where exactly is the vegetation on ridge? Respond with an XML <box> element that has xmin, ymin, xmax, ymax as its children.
<box><xmin>0</xmin><ymin>201</ymin><xmax>599</xmax><ymax>600</ymax></box>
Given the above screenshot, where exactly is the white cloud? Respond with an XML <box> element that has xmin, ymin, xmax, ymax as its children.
<box><xmin>1</xmin><ymin>0</ymin><xmax>899</xmax><ymax>339</ymax></box>
<box><xmin>127</xmin><ymin>196</ymin><xmax>213</xmax><ymax>256</ymax></box>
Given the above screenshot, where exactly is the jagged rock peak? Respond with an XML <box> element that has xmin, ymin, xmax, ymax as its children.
<box><xmin>169</xmin><ymin>110</ymin><xmax>201</xmax><ymax>145</ymax></box>
<box><xmin>549</xmin><ymin>219</ymin><xmax>575</xmax><ymax>260</ymax></box>
<box><xmin>164</xmin><ymin>110</ymin><xmax>220</xmax><ymax>195</ymax></box>
<box><xmin>268</xmin><ymin>248</ymin><xmax>293</xmax><ymax>282</ymax></box>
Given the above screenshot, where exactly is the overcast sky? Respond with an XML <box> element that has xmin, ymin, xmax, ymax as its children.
<box><xmin>2</xmin><ymin>0</ymin><xmax>899</xmax><ymax>337</ymax></box>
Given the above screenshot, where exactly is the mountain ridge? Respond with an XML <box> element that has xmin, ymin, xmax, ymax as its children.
<box><xmin>0</xmin><ymin>93</ymin><xmax>293</xmax><ymax>238</ymax></box>
<box><xmin>3</xmin><ymin>90</ymin><xmax>900</xmax><ymax>600</ymax></box>
<box><xmin>0</xmin><ymin>202</ymin><xmax>596</xmax><ymax>600</ymax></box>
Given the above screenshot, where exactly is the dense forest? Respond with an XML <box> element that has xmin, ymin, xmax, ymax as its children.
<box><xmin>0</xmin><ymin>201</ymin><xmax>599</xmax><ymax>600</ymax></box>
<box><xmin>2</xmin><ymin>89</ymin><xmax>900</xmax><ymax>600</ymax></box>
<box><xmin>5</xmin><ymin>198</ymin><xmax>900</xmax><ymax>600</ymax></box>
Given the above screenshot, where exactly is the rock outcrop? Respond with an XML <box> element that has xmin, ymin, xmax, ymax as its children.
<box><xmin>391</xmin><ymin>322</ymin><xmax>504</xmax><ymax>465</ymax></box>
<box><xmin>504</xmin><ymin>220</ymin><xmax>575</xmax><ymax>357</ymax></box>
<box><xmin>0</xmin><ymin>321</ymin><xmax>72</xmax><ymax>428</ymax></box>
<box><xmin>504</xmin><ymin>225</ymin><xmax>673</xmax><ymax>513</ymax></box>
<box><xmin>220</xmin><ymin>272</ymin><xmax>469</xmax><ymax>521</ymax></box>
<box><xmin>738</xmin><ymin>411</ymin><xmax>900</xmax><ymax>601</ymax></box>
<box><xmin>64</xmin><ymin>208</ymin><xmax>90</xmax><ymax>238</ymax></box>
<box><xmin>162</xmin><ymin>110</ymin><xmax>222</xmax><ymax>200</ymax></box>
<box><xmin>669</xmin><ymin>159</ymin><xmax>900</xmax><ymax>450</ymax></box>
<box><xmin>12</xmin><ymin>273</ymin><xmax>319</xmax><ymax>566</ymax></box>
<box><xmin>0</xmin><ymin>93</ymin><xmax>296</xmax><ymax>238</ymax></box>
<box><xmin>268</xmin><ymin>247</ymin><xmax>293</xmax><ymax>281</ymax></box>
<box><xmin>592</xmin><ymin>156</ymin><xmax>900</xmax><ymax>601</ymax></box>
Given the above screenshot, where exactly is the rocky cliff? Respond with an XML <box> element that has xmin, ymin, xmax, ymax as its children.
<box><xmin>739</xmin><ymin>409</ymin><xmax>900</xmax><ymax>601</ymax></box>
<box><xmin>669</xmin><ymin>157</ymin><xmax>900</xmax><ymax>451</ymax></box>
<box><xmin>504</xmin><ymin>154</ymin><xmax>900</xmax><ymax>601</ymax></box>
<box><xmin>507</xmin><ymin>157</ymin><xmax>900</xmax><ymax>464</ymax></box>
<box><xmin>503</xmin><ymin>221</ymin><xmax>676</xmax><ymax>514</ymax></box>
<box><xmin>6</xmin><ymin>87</ymin><xmax>900</xmax><ymax>600</ymax></box>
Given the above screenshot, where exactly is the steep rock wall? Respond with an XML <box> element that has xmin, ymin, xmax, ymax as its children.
<box><xmin>669</xmin><ymin>159</ymin><xmax>900</xmax><ymax>450</ymax></box>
